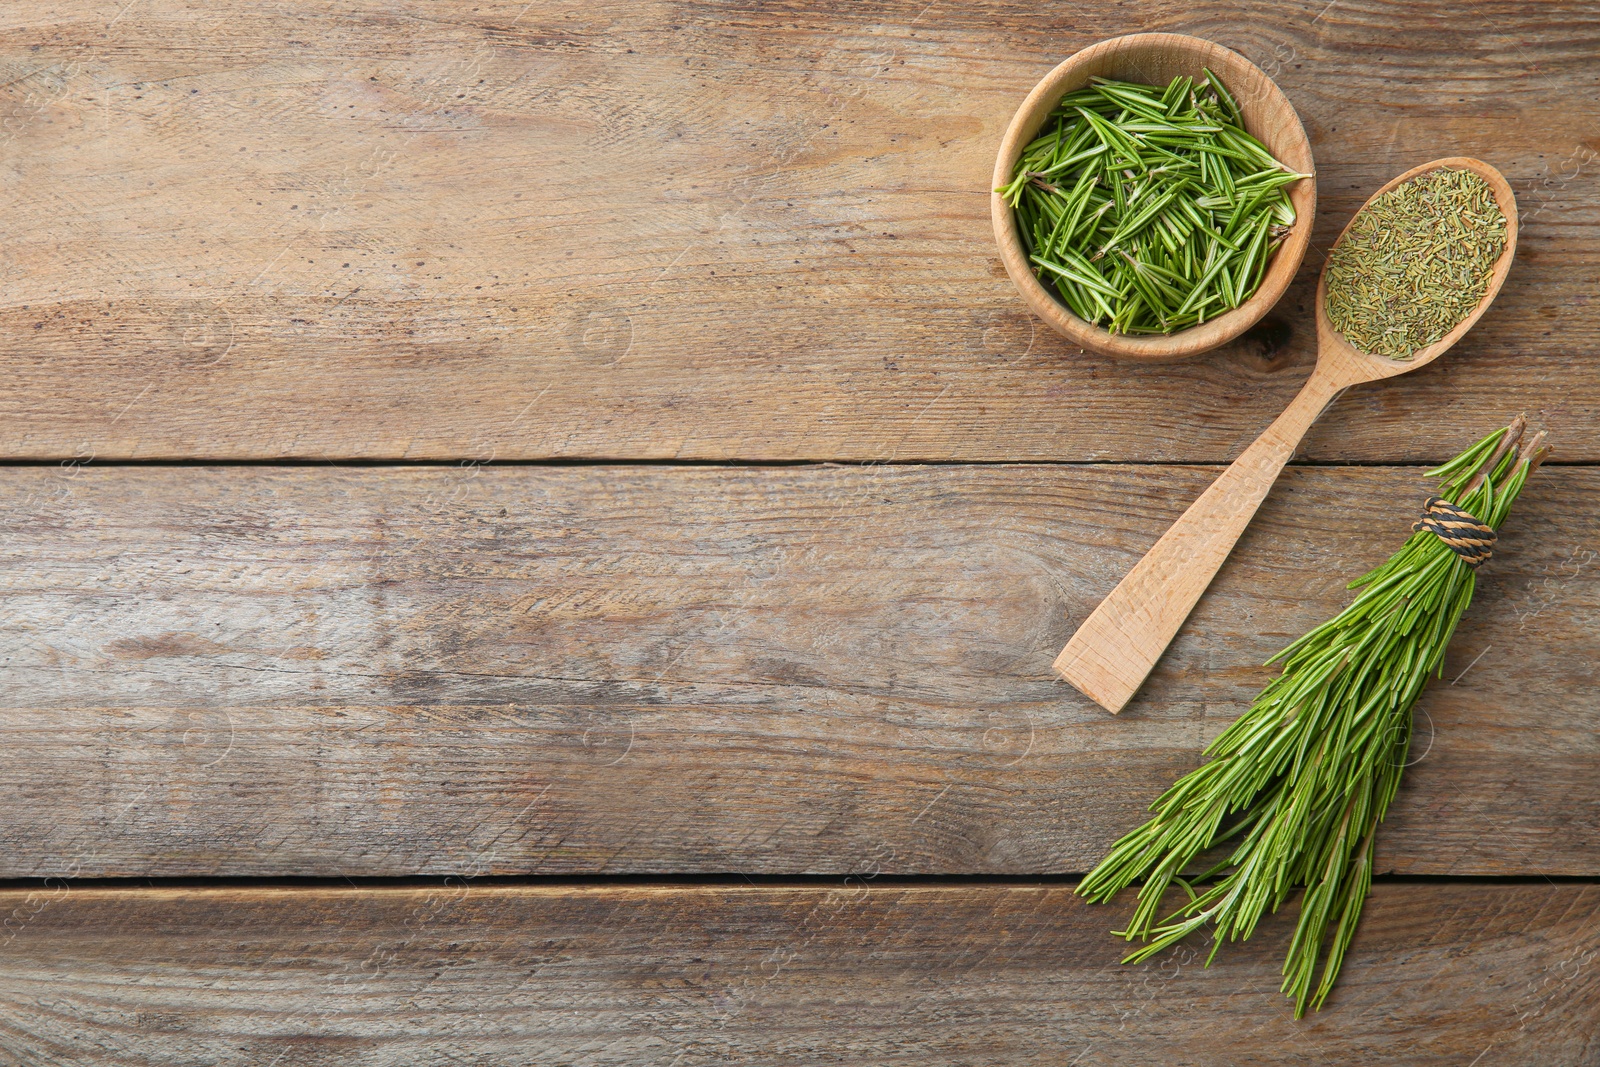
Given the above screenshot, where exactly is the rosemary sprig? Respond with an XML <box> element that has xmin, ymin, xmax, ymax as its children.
<box><xmin>1077</xmin><ymin>417</ymin><xmax>1551</xmax><ymax>1016</ymax></box>
<box><xmin>998</xmin><ymin>71</ymin><xmax>1308</xmax><ymax>335</ymax></box>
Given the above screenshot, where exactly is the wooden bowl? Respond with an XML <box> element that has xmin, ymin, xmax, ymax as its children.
<box><xmin>991</xmin><ymin>33</ymin><xmax>1317</xmax><ymax>361</ymax></box>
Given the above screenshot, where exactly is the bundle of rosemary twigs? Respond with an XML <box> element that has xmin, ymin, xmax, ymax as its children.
<box><xmin>997</xmin><ymin>71</ymin><xmax>1308</xmax><ymax>334</ymax></box>
<box><xmin>1078</xmin><ymin>417</ymin><xmax>1550</xmax><ymax>1016</ymax></box>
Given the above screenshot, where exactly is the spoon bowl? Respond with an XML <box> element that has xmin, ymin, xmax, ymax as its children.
<box><xmin>1054</xmin><ymin>157</ymin><xmax>1518</xmax><ymax>714</ymax></box>
<box><xmin>1315</xmin><ymin>156</ymin><xmax>1519</xmax><ymax>387</ymax></box>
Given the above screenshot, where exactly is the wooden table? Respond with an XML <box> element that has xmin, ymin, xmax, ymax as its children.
<box><xmin>3</xmin><ymin>2</ymin><xmax>1597</xmax><ymax>1062</ymax></box>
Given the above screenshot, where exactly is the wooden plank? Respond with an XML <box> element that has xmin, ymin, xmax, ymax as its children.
<box><xmin>0</xmin><ymin>883</ymin><xmax>1594</xmax><ymax>1064</ymax></box>
<box><xmin>0</xmin><ymin>462</ymin><xmax>1594</xmax><ymax>877</ymax></box>
<box><xmin>1</xmin><ymin>1</ymin><xmax>1598</xmax><ymax>462</ymax></box>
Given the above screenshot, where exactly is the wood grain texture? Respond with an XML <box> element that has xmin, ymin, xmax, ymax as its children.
<box><xmin>2</xmin><ymin>0</ymin><xmax>1599</xmax><ymax>461</ymax></box>
<box><xmin>0</xmin><ymin>883</ymin><xmax>1594</xmax><ymax>1065</ymax></box>
<box><xmin>1</xmin><ymin>462</ymin><xmax>1594</xmax><ymax>877</ymax></box>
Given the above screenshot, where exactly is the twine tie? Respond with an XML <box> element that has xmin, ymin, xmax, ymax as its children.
<box><xmin>1412</xmin><ymin>496</ymin><xmax>1496</xmax><ymax>568</ymax></box>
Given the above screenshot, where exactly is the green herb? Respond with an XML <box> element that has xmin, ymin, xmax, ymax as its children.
<box><xmin>1325</xmin><ymin>168</ymin><xmax>1507</xmax><ymax>359</ymax></box>
<box><xmin>1077</xmin><ymin>418</ymin><xmax>1550</xmax><ymax>1016</ymax></box>
<box><xmin>998</xmin><ymin>71</ymin><xmax>1308</xmax><ymax>335</ymax></box>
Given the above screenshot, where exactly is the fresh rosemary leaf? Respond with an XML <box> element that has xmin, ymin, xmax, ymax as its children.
<box><xmin>1001</xmin><ymin>72</ymin><xmax>1305</xmax><ymax>334</ymax></box>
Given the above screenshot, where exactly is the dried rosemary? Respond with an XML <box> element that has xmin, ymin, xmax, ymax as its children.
<box><xmin>1078</xmin><ymin>417</ymin><xmax>1550</xmax><ymax>1016</ymax></box>
<box><xmin>997</xmin><ymin>71</ymin><xmax>1308</xmax><ymax>335</ymax></box>
<box><xmin>1325</xmin><ymin>168</ymin><xmax>1507</xmax><ymax>359</ymax></box>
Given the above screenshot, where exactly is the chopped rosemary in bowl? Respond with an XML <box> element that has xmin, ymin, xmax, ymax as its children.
<box><xmin>997</xmin><ymin>71</ymin><xmax>1310</xmax><ymax>336</ymax></box>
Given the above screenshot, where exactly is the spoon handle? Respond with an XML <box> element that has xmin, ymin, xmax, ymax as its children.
<box><xmin>1054</xmin><ymin>366</ymin><xmax>1345</xmax><ymax>713</ymax></box>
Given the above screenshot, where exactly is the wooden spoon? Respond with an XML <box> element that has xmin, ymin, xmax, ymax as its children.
<box><xmin>1054</xmin><ymin>156</ymin><xmax>1519</xmax><ymax>714</ymax></box>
